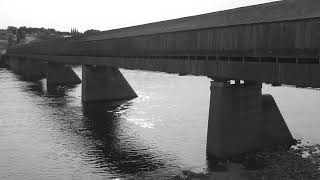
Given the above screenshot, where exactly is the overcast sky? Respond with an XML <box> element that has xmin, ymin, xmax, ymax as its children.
<box><xmin>1</xmin><ymin>0</ymin><xmax>279</xmax><ymax>32</ymax></box>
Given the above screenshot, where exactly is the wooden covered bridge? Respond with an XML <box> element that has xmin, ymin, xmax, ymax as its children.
<box><xmin>2</xmin><ymin>0</ymin><xmax>320</xmax><ymax>158</ymax></box>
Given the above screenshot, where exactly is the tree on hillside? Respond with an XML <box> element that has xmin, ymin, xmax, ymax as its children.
<box><xmin>71</xmin><ymin>28</ymin><xmax>80</xmax><ymax>35</ymax></box>
<box><xmin>47</xmin><ymin>28</ymin><xmax>56</xmax><ymax>34</ymax></box>
<box><xmin>84</xmin><ymin>29</ymin><xmax>101</xmax><ymax>35</ymax></box>
<box><xmin>8</xmin><ymin>34</ymin><xmax>16</xmax><ymax>47</ymax></box>
<box><xmin>7</xmin><ymin>26</ymin><xmax>17</xmax><ymax>34</ymax></box>
<box><xmin>16</xmin><ymin>27</ymin><xmax>26</xmax><ymax>43</ymax></box>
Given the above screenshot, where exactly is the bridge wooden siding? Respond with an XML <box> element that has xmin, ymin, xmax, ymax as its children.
<box><xmin>10</xmin><ymin>17</ymin><xmax>320</xmax><ymax>59</ymax></box>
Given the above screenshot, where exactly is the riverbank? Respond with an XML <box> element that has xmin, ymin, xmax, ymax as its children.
<box><xmin>172</xmin><ymin>142</ymin><xmax>320</xmax><ymax>180</ymax></box>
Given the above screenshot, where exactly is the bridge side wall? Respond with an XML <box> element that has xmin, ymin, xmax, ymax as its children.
<box><xmin>8</xmin><ymin>18</ymin><xmax>320</xmax><ymax>59</ymax></box>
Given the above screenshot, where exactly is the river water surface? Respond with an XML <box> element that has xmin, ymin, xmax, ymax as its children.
<box><xmin>0</xmin><ymin>66</ymin><xmax>320</xmax><ymax>179</ymax></box>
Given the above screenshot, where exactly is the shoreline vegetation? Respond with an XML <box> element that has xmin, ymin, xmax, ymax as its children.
<box><xmin>0</xmin><ymin>26</ymin><xmax>101</xmax><ymax>53</ymax></box>
<box><xmin>5</xmin><ymin>26</ymin><xmax>71</xmax><ymax>46</ymax></box>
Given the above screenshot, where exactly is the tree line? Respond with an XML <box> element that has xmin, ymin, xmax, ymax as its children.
<box><xmin>7</xmin><ymin>26</ymin><xmax>73</xmax><ymax>42</ymax></box>
<box><xmin>5</xmin><ymin>26</ymin><xmax>102</xmax><ymax>47</ymax></box>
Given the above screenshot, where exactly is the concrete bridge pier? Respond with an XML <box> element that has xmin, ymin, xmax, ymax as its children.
<box><xmin>1</xmin><ymin>55</ymin><xmax>11</xmax><ymax>68</ymax></box>
<box><xmin>207</xmin><ymin>81</ymin><xmax>294</xmax><ymax>159</ymax></box>
<box><xmin>7</xmin><ymin>56</ymin><xmax>47</xmax><ymax>80</ymax></box>
<box><xmin>0</xmin><ymin>55</ymin><xmax>5</xmax><ymax>67</ymax></box>
<box><xmin>47</xmin><ymin>63</ymin><xmax>81</xmax><ymax>86</ymax></box>
<box><xmin>82</xmin><ymin>65</ymin><xmax>137</xmax><ymax>102</ymax></box>
<box><xmin>0</xmin><ymin>55</ymin><xmax>9</xmax><ymax>68</ymax></box>
<box><xmin>7</xmin><ymin>56</ymin><xmax>24</xmax><ymax>73</ymax></box>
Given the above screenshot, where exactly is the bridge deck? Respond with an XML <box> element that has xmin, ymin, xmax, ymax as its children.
<box><xmin>6</xmin><ymin>54</ymin><xmax>320</xmax><ymax>88</ymax></box>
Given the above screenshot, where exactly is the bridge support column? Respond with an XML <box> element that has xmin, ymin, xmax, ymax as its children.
<box><xmin>207</xmin><ymin>81</ymin><xmax>293</xmax><ymax>159</ymax></box>
<box><xmin>7</xmin><ymin>56</ymin><xmax>47</xmax><ymax>80</ymax></box>
<box><xmin>1</xmin><ymin>55</ymin><xmax>10</xmax><ymax>68</ymax></box>
<box><xmin>82</xmin><ymin>65</ymin><xmax>137</xmax><ymax>102</ymax></box>
<box><xmin>0</xmin><ymin>55</ymin><xmax>4</xmax><ymax>67</ymax></box>
<box><xmin>47</xmin><ymin>63</ymin><xmax>81</xmax><ymax>86</ymax></box>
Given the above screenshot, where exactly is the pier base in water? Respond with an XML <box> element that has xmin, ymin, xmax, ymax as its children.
<box><xmin>0</xmin><ymin>55</ymin><xmax>4</xmax><ymax>67</ymax></box>
<box><xmin>207</xmin><ymin>81</ymin><xmax>294</xmax><ymax>159</ymax></box>
<box><xmin>7</xmin><ymin>56</ymin><xmax>47</xmax><ymax>80</ymax></box>
<box><xmin>47</xmin><ymin>63</ymin><xmax>81</xmax><ymax>86</ymax></box>
<box><xmin>81</xmin><ymin>65</ymin><xmax>137</xmax><ymax>102</ymax></box>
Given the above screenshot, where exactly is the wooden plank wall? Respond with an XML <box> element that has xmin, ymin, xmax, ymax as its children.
<box><xmin>8</xmin><ymin>18</ymin><xmax>320</xmax><ymax>59</ymax></box>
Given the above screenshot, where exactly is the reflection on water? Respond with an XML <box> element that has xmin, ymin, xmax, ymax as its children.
<box><xmin>1</xmin><ymin>67</ymin><xmax>320</xmax><ymax>179</ymax></box>
<box><xmin>0</xmin><ymin>67</ymin><xmax>180</xmax><ymax>179</ymax></box>
<box><xmin>82</xmin><ymin>102</ymin><xmax>175</xmax><ymax>176</ymax></box>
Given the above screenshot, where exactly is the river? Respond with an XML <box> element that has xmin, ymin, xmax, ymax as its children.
<box><xmin>0</xmin><ymin>66</ymin><xmax>320</xmax><ymax>179</ymax></box>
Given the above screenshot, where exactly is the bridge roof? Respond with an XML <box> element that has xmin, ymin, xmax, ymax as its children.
<box><xmin>79</xmin><ymin>0</ymin><xmax>320</xmax><ymax>41</ymax></box>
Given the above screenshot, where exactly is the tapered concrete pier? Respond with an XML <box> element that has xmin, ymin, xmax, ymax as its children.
<box><xmin>82</xmin><ymin>65</ymin><xmax>137</xmax><ymax>102</ymax></box>
<box><xmin>47</xmin><ymin>63</ymin><xmax>81</xmax><ymax>86</ymax></box>
<box><xmin>207</xmin><ymin>81</ymin><xmax>293</xmax><ymax>159</ymax></box>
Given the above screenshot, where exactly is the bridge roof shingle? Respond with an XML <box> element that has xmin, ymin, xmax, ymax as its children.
<box><xmin>81</xmin><ymin>0</ymin><xmax>320</xmax><ymax>41</ymax></box>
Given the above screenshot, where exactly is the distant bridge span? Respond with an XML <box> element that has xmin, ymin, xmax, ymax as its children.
<box><xmin>3</xmin><ymin>0</ymin><xmax>320</xmax><ymax>158</ymax></box>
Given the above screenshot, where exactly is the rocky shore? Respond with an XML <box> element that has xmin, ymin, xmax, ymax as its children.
<box><xmin>171</xmin><ymin>142</ymin><xmax>320</xmax><ymax>180</ymax></box>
